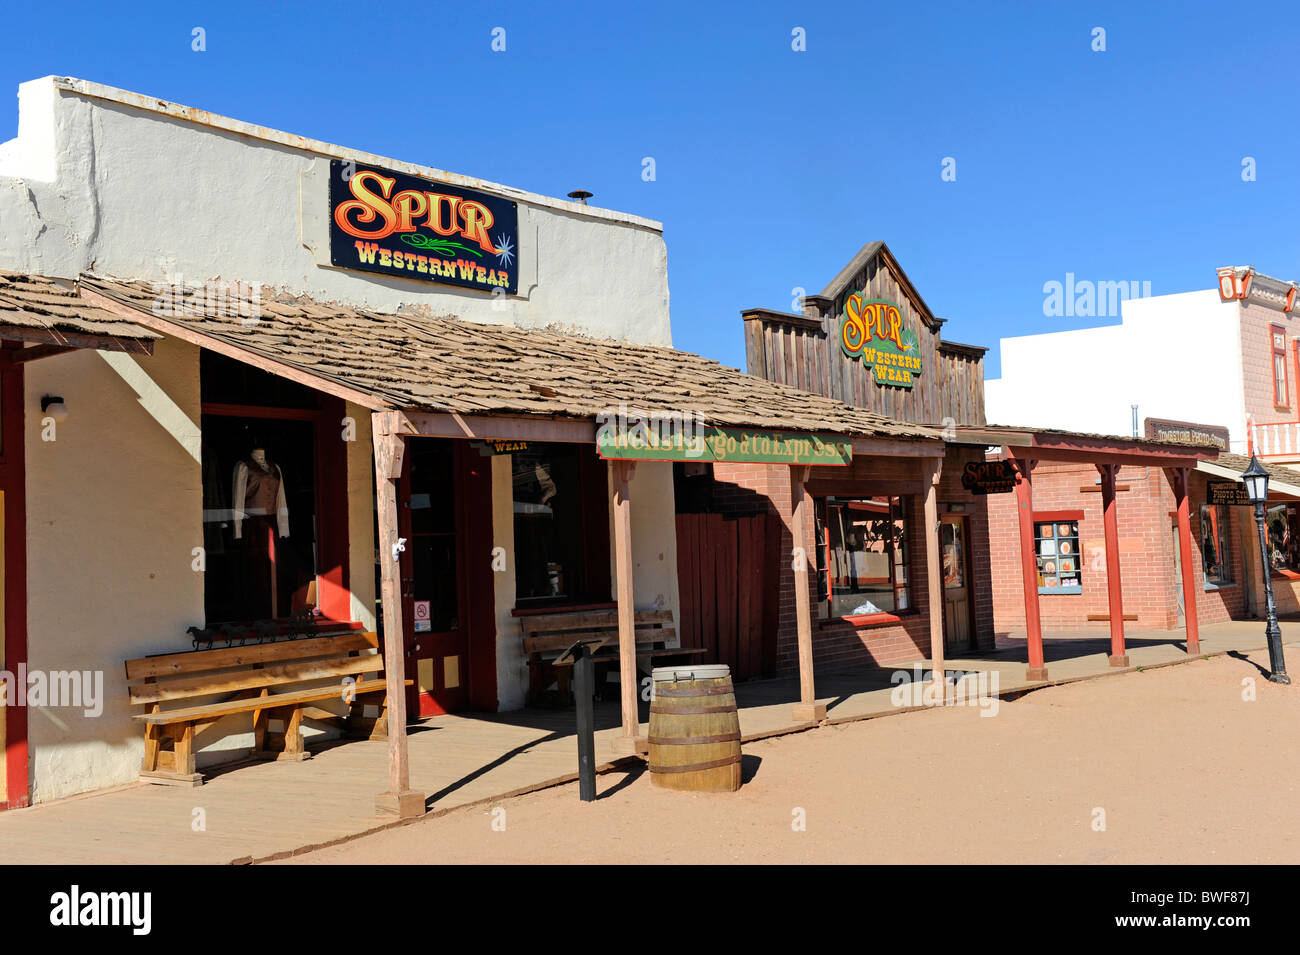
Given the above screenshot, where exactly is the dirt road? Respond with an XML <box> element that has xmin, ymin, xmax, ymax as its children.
<box><xmin>284</xmin><ymin>647</ymin><xmax>1300</xmax><ymax>864</ymax></box>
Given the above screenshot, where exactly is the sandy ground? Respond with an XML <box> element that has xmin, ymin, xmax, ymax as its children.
<box><xmin>283</xmin><ymin>647</ymin><xmax>1300</xmax><ymax>865</ymax></box>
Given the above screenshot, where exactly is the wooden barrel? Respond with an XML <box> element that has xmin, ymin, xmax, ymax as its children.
<box><xmin>648</xmin><ymin>665</ymin><xmax>742</xmax><ymax>792</ymax></box>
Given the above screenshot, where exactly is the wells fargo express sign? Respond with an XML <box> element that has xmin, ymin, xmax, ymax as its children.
<box><xmin>839</xmin><ymin>293</ymin><xmax>922</xmax><ymax>389</ymax></box>
<box><xmin>329</xmin><ymin>160</ymin><xmax>519</xmax><ymax>294</ymax></box>
<box><xmin>597</xmin><ymin>424</ymin><xmax>852</xmax><ymax>466</ymax></box>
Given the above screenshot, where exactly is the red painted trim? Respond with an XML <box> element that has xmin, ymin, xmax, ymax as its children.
<box><xmin>1033</xmin><ymin>509</ymin><xmax>1084</xmax><ymax>522</ymax></box>
<box><xmin>1010</xmin><ymin>455</ymin><xmax>1045</xmax><ymax>672</ymax></box>
<box><xmin>1273</xmin><ymin>324</ymin><xmax>1290</xmax><ymax>408</ymax></box>
<box><xmin>314</xmin><ymin>397</ymin><xmax>351</xmax><ymax>622</ymax></box>
<box><xmin>1</xmin><ymin>347</ymin><xmax>28</xmax><ymax>809</ymax></box>
<box><xmin>1097</xmin><ymin>463</ymin><xmax>1126</xmax><ymax>658</ymax></box>
<box><xmin>818</xmin><ymin>610</ymin><xmax>919</xmax><ymax>629</ymax></box>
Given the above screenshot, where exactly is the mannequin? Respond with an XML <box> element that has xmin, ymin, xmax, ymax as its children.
<box><xmin>232</xmin><ymin>447</ymin><xmax>290</xmax><ymax>539</ymax></box>
<box><xmin>233</xmin><ymin>445</ymin><xmax>291</xmax><ymax>618</ymax></box>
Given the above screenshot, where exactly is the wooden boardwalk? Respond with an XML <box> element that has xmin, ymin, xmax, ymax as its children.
<box><xmin>0</xmin><ymin>619</ymin><xmax>1292</xmax><ymax>864</ymax></box>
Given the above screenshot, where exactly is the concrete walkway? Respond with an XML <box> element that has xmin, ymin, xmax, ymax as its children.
<box><xmin>0</xmin><ymin>618</ymin><xmax>1294</xmax><ymax>864</ymax></box>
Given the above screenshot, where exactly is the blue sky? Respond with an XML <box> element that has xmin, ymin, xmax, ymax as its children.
<box><xmin>3</xmin><ymin>1</ymin><xmax>1299</xmax><ymax>378</ymax></box>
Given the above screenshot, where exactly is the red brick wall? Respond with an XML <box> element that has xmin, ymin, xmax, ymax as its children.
<box><xmin>988</xmin><ymin>463</ymin><xmax>1246</xmax><ymax>634</ymax></box>
<box><xmin>711</xmin><ymin>445</ymin><xmax>994</xmax><ymax>677</ymax></box>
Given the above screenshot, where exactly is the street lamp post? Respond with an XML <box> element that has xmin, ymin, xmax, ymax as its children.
<box><xmin>1242</xmin><ymin>454</ymin><xmax>1291</xmax><ymax>684</ymax></box>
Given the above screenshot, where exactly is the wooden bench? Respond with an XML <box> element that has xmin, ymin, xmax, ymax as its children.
<box><xmin>521</xmin><ymin>609</ymin><xmax>705</xmax><ymax>705</ymax></box>
<box><xmin>125</xmin><ymin>631</ymin><xmax>409</xmax><ymax>786</ymax></box>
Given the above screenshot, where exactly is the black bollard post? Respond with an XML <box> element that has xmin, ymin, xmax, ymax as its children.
<box><xmin>573</xmin><ymin>643</ymin><xmax>597</xmax><ymax>801</ymax></box>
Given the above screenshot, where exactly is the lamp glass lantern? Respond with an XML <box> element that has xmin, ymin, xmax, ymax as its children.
<box><xmin>1242</xmin><ymin>454</ymin><xmax>1269</xmax><ymax>504</ymax></box>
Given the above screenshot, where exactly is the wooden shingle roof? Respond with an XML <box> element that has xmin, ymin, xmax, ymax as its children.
<box><xmin>80</xmin><ymin>274</ymin><xmax>941</xmax><ymax>441</ymax></box>
<box><xmin>0</xmin><ymin>271</ymin><xmax>158</xmax><ymax>348</ymax></box>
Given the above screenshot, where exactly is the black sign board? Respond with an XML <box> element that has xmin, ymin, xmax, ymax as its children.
<box><xmin>960</xmin><ymin>460</ymin><xmax>1018</xmax><ymax>495</ymax></box>
<box><xmin>329</xmin><ymin>160</ymin><xmax>519</xmax><ymax>295</ymax></box>
<box><xmin>1207</xmin><ymin>481</ymin><xmax>1251</xmax><ymax>506</ymax></box>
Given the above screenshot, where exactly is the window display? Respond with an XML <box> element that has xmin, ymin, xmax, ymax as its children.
<box><xmin>1199</xmin><ymin>504</ymin><xmax>1232</xmax><ymax>588</ymax></box>
<box><xmin>1036</xmin><ymin>520</ymin><xmax>1081</xmax><ymax>593</ymax></box>
<box><xmin>815</xmin><ymin>495</ymin><xmax>910</xmax><ymax>618</ymax></box>
<box><xmin>1266</xmin><ymin>502</ymin><xmax>1300</xmax><ymax>573</ymax></box>
<box><xmin>512</xmin><ymin>444</ymin><xmax>610</xmax><ymax>604</ymax></box>
<box><xmin>202</xmin><ymin>416</ymin><xmax>317</xmax><ymax>622</ymax></box>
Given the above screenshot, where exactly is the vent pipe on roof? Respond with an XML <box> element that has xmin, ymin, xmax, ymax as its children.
<box><xmin>567</xmin><ymin>190</ymin><xmax>593</xmax><ymax>205</ymax></box>
<box><xmin>1132</xmin><ymin>404</ymin><xmax>1139</xmax><ymax>438</ymax></box>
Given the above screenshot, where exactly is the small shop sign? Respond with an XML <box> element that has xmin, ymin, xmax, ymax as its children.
<box><xmin>839</xmin><ymin>293</ymin><xmax>923</xmax><ymax>389</ymax></box>
<box><xmin>597</xmin><ymin>424</ymin><xmax>852</xmax><ymax>466</ymax></box>
<box><xmin>329</xmin><ymin>160</ymin><xmax>519</xmax><ymax>294</ymax></box>
<box><xmin>1143</xmin><ymin>417</ymin><xmax>1229</xmax><ymax>450</ymax></box>
<box><xmin>413</xmin><ymin>600</ymin><xmax>432</xmax><ymax>633</ymax></box>
<box><xmin>1207</xmin><ymin>481</ymin><xmax>1251</xmax><ymax>506</ymax></box>
<box><xmin>960</xmin><ymin>460</ymin><xmax>1018</xmax><ymax>495</ymax></box>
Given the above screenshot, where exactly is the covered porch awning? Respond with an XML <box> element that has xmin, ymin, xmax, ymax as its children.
<box><xmin>77</xmin><ymin>272</ymin><xmax>948</xmax><ymax>816</ymax></box>
<box><xmin>951</xmin><ymin>424</ymin><xmax>1222</xmax><ymax>681</ymax></box>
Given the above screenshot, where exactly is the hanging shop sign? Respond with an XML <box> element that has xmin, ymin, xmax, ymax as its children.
<box><xmin>960</xmin><ymin>459</ymin><xmax>1018</xmax><ymax>495</ymax></box>
<box><xmin>1143</xmin><ymin>417</ymin><xmax>1229</xmax><ymax>450</ymax></box>
<box><xmin>597</xmin><ymin>424</ymin><xmax>852</xmax><ymax>466</ymax></box>
<box><xmin>329</xmin><ymin>160</ymin><xmax>519</xmax><ymax>294</ymax></box>
<box><xmin>1206</xmin><ymin>481</ymin><xmax>1251</xmax><ymax>506</ymax></box>
<box><xmin>839</xmin><ymin>293</ymin><xmax>923</xmax><ymax>389</ymax></box>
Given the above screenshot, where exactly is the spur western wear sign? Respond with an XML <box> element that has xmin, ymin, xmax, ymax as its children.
<box><xmin>329</xmin><ymin>160</ymin><xmax>519</xmax><ymax>294</ymax></box>
<box><xmin>838</xmin><ymin>293</ymin><xmax>922</xmax><ymax>389</ymax></box>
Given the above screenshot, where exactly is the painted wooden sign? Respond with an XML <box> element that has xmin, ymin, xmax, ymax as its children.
<box><xmin>329</xmin><ymin>160</ymin><xmax>519</xmax><ymax>294</ymax></box>
<box><xmin>597</xmin><ymin>425</ymin><xmax>852</xmax><ymax>466</ymax></box>
<box><xmin>1143</xmin><ymin>417</ymin><xmax>1229</xmax><ymax>450</ymax></box>
<box><xmin>960</xmin><ymin>459</ymin><xmax>1018</xmax><ymax>495</ymax></box>
<box><xmin>1206</xmin><ymin>481</ymin><xmax>1251</xmax><ymax>506</ymax></box>
<box><xmin>838</xmin><ymin>293</ymin><xmax>923</xmax><ymax>388</ymax></box>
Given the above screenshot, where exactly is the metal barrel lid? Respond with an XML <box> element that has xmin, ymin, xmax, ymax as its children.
<box><xmin>651</xmin><ymin>664</ymin><xmax>731</xmax><ymax>683</ymax></box>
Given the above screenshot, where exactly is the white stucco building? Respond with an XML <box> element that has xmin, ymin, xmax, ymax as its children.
<box><xmin>986</xmin><ymin>270</ymin><xmax>1300</xmax><ymax>464</ymax></box>
<box><xmin>0</xmin><ymin>75</ymin><xmax>688</xmax><ymax>805</ymax></box>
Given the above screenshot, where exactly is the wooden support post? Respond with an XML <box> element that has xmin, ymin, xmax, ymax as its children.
<box><xmin>1097</xmin><ymin>462</ymin><xmax>1129</xmax><ymax>667</ymax></box>
<box><xmin>790</xmin><ymin>465</ymin><xmax>826</xmax><ymax>722</ymax></box>
<box><xmin>922</xmin><ymin>457</ymin><xmax>945</xmax><ymax>699</ymax></box>
<box><xmin>610</xmin><ymin>459</ymin><xmax>646</xmax><ymax>754</ymax></box>
<box><xmin>1011</xmin><ymin>452</ymin><xmax>1048</xmax><ymax>681</ymax></box>
<box><xmin>1171</xmin><ymin>468</ymin><xmax>1201</xmax><ymax>655</ymax></box>
<box><xmin>372</xmin><ymin>412</ymin><xmax>425</xmax><ymax>818</ymax></box>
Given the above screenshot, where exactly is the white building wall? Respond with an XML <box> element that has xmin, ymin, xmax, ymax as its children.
<box><xmin>986</xmin><ymin>290</ymin><xmax>1248</xmax><ymax>453</ymax></box>
<box><xmin>0</xmin><ymin>76</ymin><xmax>671</xmax><ymax>347</ymax></box>
<box><xmin>23</xmin><ymin>338</ymin><xmax>204</xmax><ymax>801</ymax></box>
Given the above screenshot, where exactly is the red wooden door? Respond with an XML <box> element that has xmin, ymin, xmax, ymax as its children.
<box><xmin>399</xmin><ymin>439</ymin><xmax>469</xmax><ymax>716</ymax></box>
<box><xmin>675</xmin><ymin>513</ymin><xmax>773</xmax><ymax>681</ymax></box>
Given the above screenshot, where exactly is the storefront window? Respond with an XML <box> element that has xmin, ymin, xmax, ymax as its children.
<box><xmin>1199</xmin><ymin>504</ymin><xmax>1232</xmax><ymax>588</ymax></box>
<box><xmin>814</xmin><ymin>496</ymin><xmax>910</xmax><ymax>618</ymax></box>
<box><xmin>1035</xmin><ymin>520</ymin><xmax>1081</xmax><ymax>594</ymax></box>
<box><xmin>1266</xmin><ymin>502</ymin><xmax>1300</xmax><ymax>573</ymax></box>
<box><xmin>201</xmin><ymin>414</ymin><xmax>319</xmax><ymax>622</ymax></box>
<box><xmin>513</xmin><ymin>445</ymin><xmax>611</xmax><ymax>603</ymax></box>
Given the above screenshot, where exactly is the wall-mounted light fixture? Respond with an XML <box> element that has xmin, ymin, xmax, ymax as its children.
<box><xmin>40</xmin><ymin>395</ymin><xmax>69</xmax><ymax>422</ymax></box>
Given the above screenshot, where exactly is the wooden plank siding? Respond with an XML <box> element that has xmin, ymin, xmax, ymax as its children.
<box><xmin>741</xmin><ymin>244</ymin><xmax>988</xmax><ymax>427</ymax></box>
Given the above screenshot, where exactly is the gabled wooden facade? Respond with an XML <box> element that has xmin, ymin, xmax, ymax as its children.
<box><xmin>742</xmin><ymin>241</ymin><xmax>987</xmax><ymax>426</ymax></box>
